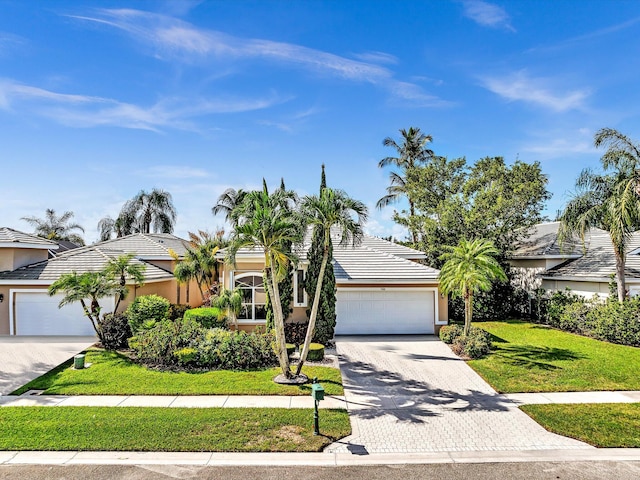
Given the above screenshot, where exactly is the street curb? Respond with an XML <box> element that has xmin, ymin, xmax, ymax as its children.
<box><xmin>2</xmin><ymin>448</ymin><xmax>640</xmax><ymax>466</ymax></box>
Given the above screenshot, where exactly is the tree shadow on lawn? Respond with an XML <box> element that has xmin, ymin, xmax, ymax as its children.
<box><xmin>338</xmin><ymin>356</ymin><xmax>513</xmax><ymax>425</ymax></box>
<box><xmin>492</xmin><ymin>344</ymin><xmax>586</xmax><ymax>371</ymax></box>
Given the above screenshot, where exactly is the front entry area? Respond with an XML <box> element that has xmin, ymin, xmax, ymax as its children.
<box><xmin>335</xmin><ymin>288</ymin><xmax>436</xmax><ymax>335</ymax></box>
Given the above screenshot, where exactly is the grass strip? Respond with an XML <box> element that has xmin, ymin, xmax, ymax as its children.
<box><xmin>467</xmin><ymin>320</ymin><xmax>640</xmax><ymax>393</ymax></box>
<box><xmin>12</xmin><ymin>349</ymin><xmax>343</xmax><ymax>396</ymax></box>
<box><xmin>521</xmin><ymin>403</ymin><xmax>640</xmax><ymax>448</ymax></box>
<box><xmin>0</xmin><ymin>407</ymin><xmax>350</xmax><ymax>452</ymax></box>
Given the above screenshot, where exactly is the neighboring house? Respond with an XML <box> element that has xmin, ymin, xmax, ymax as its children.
<box><xmin>220</xmin><ymin>232</ymin><xmax>447</xmax><ymax>335</ymax></box>
<box><xmin>509</xmin><ymin>221</ymin><xmax>640</xmax><ymax>298</ymax></box>
<box><xmin>0</xmin><ymin>230</ymin><xmax>201</xmax><ymax>336</ymax></box>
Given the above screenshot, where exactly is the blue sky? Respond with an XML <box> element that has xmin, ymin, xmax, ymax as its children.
<box><xmin>1</xmin><ymin>0</ymin><xmax>640</xmax><ymax>243</ymax></box>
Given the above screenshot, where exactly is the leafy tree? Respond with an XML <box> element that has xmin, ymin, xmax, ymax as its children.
<box><xmin>304</xmin><ymin>165</ymin><xmax>337</xmax><ymax>344</ymax></box>
<box><xmin>377</xmin><ymin>127</ymin><xmax>434</xmax><ymax>245</ymax></box>
<box><xmin>296</xmin><ymin>188</ymin><xmax>367</xmax><ymax>375</ymax></box>
<box><xmin>103</xmin><ymin>253</ymin><xmax>146</xmax><ymax>312</ymax></box>
<box><xmin>226</xmin><ymin>188</ymin><xmax>304</xmax><ymax>379</ymax></box>
<box><xmin>48</xmin><ymin>271</ymin><xmax>123</xmax><ymax>343</ymax></box>
<box><xmin>98</xmin><ymin>188</ymin><xmax>176</xmax><ymax>239</ymax></box>
<box><xmin>22</xmin><ymin>209</ymin><xmax>85</xmax><ymax>245</ymax></box>
<box><xmin>439</xmin><ymin>239</ymin><xmax>507</xmax><ymax>335</ymax></box>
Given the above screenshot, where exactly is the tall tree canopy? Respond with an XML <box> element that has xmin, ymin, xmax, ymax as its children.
<box><xmin>22</xmin><ymin>209</ymin><xmax>85</xmax><ymax>245</ymax></box>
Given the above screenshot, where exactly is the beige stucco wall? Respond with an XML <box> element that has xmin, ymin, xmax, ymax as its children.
<box><xmin>0</xmin><ymin>248</ymin><xmax>49</xmax><ymax>272</ymax></box>
<box><xmin>540</xmin><ymin>279</ymin><xmax>609</xmax><ymax>299</ymax></box>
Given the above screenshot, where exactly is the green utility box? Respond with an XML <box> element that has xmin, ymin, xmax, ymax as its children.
<box><xmin>311</xmin><ymin>382</ymin><xmax>325</xmax><ymax>401</ymax></box>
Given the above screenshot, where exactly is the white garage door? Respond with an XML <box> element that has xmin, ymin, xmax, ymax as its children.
<box><xmin>335</xmin><ymin>288</ymin><xmax>436</xmax><ymax>335</ymax></box>
<box><xmin>14</xmin><ymin>291</ymin><xmax>110</xmax><ymax>336</ymax></box>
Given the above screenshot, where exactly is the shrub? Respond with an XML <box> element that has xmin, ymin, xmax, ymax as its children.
<box><xmin>286</xmin><ymin>343</ymin><xmax>297</xmax><ymax>357</ymax></box>
<box><xmin>98</xmin><ymin>313</ymin><xmax>132</xmax><ymax>350</ymax></box>
<box><xmin>174</xmin><ymin>347</ymin><xmax>198</xmax><ymax>366</ymax></box>
<box><xmin>193</xmin><ymin>328</ymin><xmax>278</xmax><ymax>370</ymax></box>
<box><xmin>129</xmin><ymin>317</ymin><xmax>204</xmax><ymax>367</ymax></box>
<box><xmin>439</xmin><ymin>324</ymin><xmax>463</xmax><ymax>344</ymax></box>
<box><xmin>554</xmin><ymin>301</ymin><xmax>590</xmax><ymax>334</ymax></box>
<box><xmin>126</xmin><ymin>295</ymin><xmax>171</xmax><ymax>333</ymax></box>
<box><xmin>183</xmin><ymin>307</ymin><xmax>227</xmax><ymax>329</ymax></box>
<box><xmin>585</xmin><ymin>298</ymin><xmax>640</xmax><ymax>347</ymax></box>
<box><xmin>285</xmin><ymin>322</ymin><xmax>308</xmax><ymax>346</ymax></box>
<box><xmin>168</xmin><ymin>303</ymin><xmax>191</xmax><ymax>321</ymax></box>
<box><xmin>307</xmin><ymin>343</ymin><xmax>325</xmax><ymax>361</ymax></box>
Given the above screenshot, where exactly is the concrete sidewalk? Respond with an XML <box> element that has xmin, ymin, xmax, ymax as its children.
<box><xmin>505</xmin><ymin>391</ymin><xmax>640</xmax><ymax>405</ymax></box>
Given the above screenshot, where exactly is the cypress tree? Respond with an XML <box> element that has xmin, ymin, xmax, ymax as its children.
<box><xmin>305</xmin><ymin>165</ymin><xmax>337</xmax><ymax>344</ymax></box>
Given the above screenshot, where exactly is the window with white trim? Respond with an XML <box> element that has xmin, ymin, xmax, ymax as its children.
<box><xmin>233</xmin><ymin>272</ymin><xmax>266</xmax><ymax>322</ymax></box>
<box><xmin>293</xmin><ymin>268</ymin><xmax>307</xmax><ymax>307</ymax></box>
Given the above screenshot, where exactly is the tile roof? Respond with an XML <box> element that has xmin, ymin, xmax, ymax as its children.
<box><xmin>0</xmin><ymin>246</ymin><xmax>174</xmax><ymax>282</ymax></box>
<box><xmin>511</xmin><ymin>222</ymin><xmax>600</xmax><ymax>258</ymax></box>
<box><xmin>0</xmin><ymin>227</ymin><xmax>58</xmax><ymax>248</ymax></box>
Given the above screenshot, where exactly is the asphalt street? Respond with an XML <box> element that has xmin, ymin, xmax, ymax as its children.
<box><xmin>1</xmin><ymin>462</ymin><xmax>640</xmax><ymax>480</ymax></box>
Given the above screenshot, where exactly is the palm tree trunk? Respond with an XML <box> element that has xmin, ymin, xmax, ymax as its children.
<box><xmin>80</xmin><ymin>299</ymin><xmax>102</xmax><ymax>340</ymax></box>
<box><xmin>464</xmin><ymin>290</ymin><xmax>472</xmax><ymax>336</ymax></box>
<box><xmin>296</xmin><ymin>245</ymin><xmax>328</xmax><ymax>375</ymax></box>
<box><xmin>614</xmin><ymin>251</ymin><xmax>627</xmax><ymax>303</ymax></box>
<box><xmin>409</xmin><ymin>201</ymin><xmax>418</xmax><ymax>246</ymax></box>
<box><xmin>265</xmin><ymin>255</ymin><xmax>291</xmax><ymax>378</ymax></box>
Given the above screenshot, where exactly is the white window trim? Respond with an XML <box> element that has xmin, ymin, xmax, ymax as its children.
<box><xmin>293</xmin><ymin>266</ymin><xmax>308</xmax><ymax>308</ymax></box>
<box><xmin>232</xmin><ymin>271</ymin><xmax>267</xmax><ymax>323</ymax></box>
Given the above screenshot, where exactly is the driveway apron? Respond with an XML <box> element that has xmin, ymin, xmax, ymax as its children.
<box><xmin>326</xmin><ymin>336</ymin><xmax>591</xmax><ymax>454</ymax></box>
<box><xmin>0</xmin><ymin>336</ymin><xmax>96</xmax><ymax>395</ymax></box>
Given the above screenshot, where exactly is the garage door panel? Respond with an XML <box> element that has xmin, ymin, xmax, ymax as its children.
<box><xmin>15</xmin><ymin>291</ymin><xmax>110</xmax><ymax>336</ymax></box>
<box><xmin>335</xmin><ymin>288</ymin><xmax>435</xmax><ymax>335</ymax></box>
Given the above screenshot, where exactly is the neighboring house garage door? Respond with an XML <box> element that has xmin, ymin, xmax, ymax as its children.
<box><xmin>335</xmin><ymin>288</ymin><xmax>436</xmax><ymax>335</ymax></box>
<box><xmin>13</xmin><ymin>291</ymin><xmax>105</xmax><ymax>336</ymax></box>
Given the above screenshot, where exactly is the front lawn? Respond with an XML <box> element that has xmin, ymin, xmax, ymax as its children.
<box><xmin>522</xmin><ymin>403</ymin><xmax>640</xmax><ymax>448</ymax></box>
<box><xmin>12</xmin><ymin>349</ymin><xmax>343</xmax><ymax>396</ymax></box>
<box><xmin>467</xmin><ymin>320</ymin><xmax>640</xmax><ymax>393</ymax></box>
<box><xmin>0</xmin><ymin>407</ymin><xmax>350</xmax><ymax>451</ymax></box>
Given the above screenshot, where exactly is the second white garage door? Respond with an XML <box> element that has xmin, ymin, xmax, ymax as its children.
<box><xmin>335</xmin><ymin>288</ymin><xmax>436</xmax><ymax>335</ymax></box>
<box><xmin>13</xmin><ymin>291</ymin><xmax>110</xmax><ymax>336</ymax></box>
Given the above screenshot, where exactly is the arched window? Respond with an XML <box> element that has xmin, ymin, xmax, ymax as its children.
<box><xmin>233</xmin><ymin>272</ymin><xmax>266</xmax><ymax>322</ymax></box>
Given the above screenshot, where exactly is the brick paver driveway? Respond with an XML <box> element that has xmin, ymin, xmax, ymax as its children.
<box><xmin>327</xmin><ymin>336</ymin><xmax>591</xmax><ymax>454</ymax></box>
<box><xmin>0</xmin><ymin>336</ymin><xmax>96</xmax><ymax>395</ymax></box>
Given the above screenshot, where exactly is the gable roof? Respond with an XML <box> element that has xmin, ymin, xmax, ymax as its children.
<box><xmin>0</xmin><ymin>227</ymin><xmax>58</xmax><ymax>250</ymax></box>
<box><xmin>81</xmin><ymin>233</ymin><xmax>191</xmax><ymax>259</ymax></box>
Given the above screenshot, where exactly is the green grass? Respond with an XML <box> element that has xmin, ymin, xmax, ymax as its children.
<box><xmin>12</xmin><ymin>349</ymin><xmax>343</xmax><ymax>396</ymax></box>
<box><xmin>467</xmin><ymin>320</ymin><xmax>640</xmax><ymax>393</ymax></box>
<box><xmin>0</xmin><ymin>407</ymin><xmax>350</xmax><ymax>451</ymax></box>
<box><xmin>522</xmin><ymin>403</ymin><xmax>640</xmax><ymax>447</ymax></box>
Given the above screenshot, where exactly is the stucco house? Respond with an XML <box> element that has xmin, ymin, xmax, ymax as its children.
<box><xmin>0</xmin><ymin>229</ymin><xmax>201</xmax><ymax>335</ymax></box>
<box><xmin>0</xmin><ymin>227</ymin><xmax>446</xmax><ymax>336</ymax></box>
<box><xmin>509</xmin><ymin>222</ymin><xmax>640</xmax><ymax>298</ymax></box>
<box><xmin>220</xmin><ymin>232</ymin><xmax>447</xmax><ymax>335</ymax></box>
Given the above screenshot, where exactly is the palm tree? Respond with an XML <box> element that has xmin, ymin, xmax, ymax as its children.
<box><xmin>377</xmin><ymin>127</ymin><xmax>434</xmax><ymax>245</ymax></box>
<box><xmin>226</xmin><ymin>188</ymin><xmax>304</xmax><ymax>379</ymax></box>
<box><xmin>212</xmin><ymin>188</ymin><xmax>248</xmax><ymax>225</ymax></box>
<box><xmin>98</xmin><ymin>189</ymin><xmax>176</xmax><ymax>239</ymax></box>
<box><xmin>48</xmin><ymin>271</ymin><xmax>123</xmax><ymax>343</ymax></box>
<box><xmin>439</xmin><ymin>239</ymin><xmax>506</xmax><ymax>336</ymax></box>
<box><xmin>559</xmin><ymin>169</ymin><xmax>640</xmax><ymax>303</ymax></box>
<box><xmin>296</xmin><ymin>188</ymin><xmax>368</xmax><ymax>375</ymax></box>
<box><xmin>102</xmin><ymin>254</ymin><xmax>147</xmax><ymax>312</ymax></box>
<box><xmin>22</xmin><ymin>209</ymin><xmax>85</xmax><ymax>245</ymax></box>
<box><xmin>214</xmin><ymin>288</ymin><xmax>243</xmax><ymax>330</ymax></box>
<box><xmin>174</xmin><ymin>240</ymin><xmax>222</xmax><ymax>302</ymax></box>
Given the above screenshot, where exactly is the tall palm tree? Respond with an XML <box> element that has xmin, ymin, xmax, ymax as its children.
<box><xmin>48</xmin><ymin>271</ymin><xmax>123</xmax><ymax>343</ymax></box>
<box><xmin>102</xmin><ymin>253</ymin><xmax>146</xmax><ymax>312</ymax></box>
<box><xmin>439</xmin><ymin>238</ymin><xmax>506</xmax><ymax>336</ymax></box>
<box><xmin>174</xmin><ymin>240</ymin><xmax>222</xmax><ymax>302</ymax></box>
<box><xmin>296</xmin><ymin>188</ymin><xmax>368</xmax><ymax>375</ymax></box>
<box><xmin>559</xmin><ymin>169</ymin><xmax>640</xmax><ymax>303</ymax></box>
<box><xmin>22</xmin><ymin>209</ymin><xmax>85</xmax><ymax>245</ymax></box>
<box><xmin>226</xmin><ymin>189</ymin><xmax>304</xmax><ymax>379</ymax></box>
<box><xmin>377</xmin><ymin>127</ymin><xmax>434</xmax><ymax>245</ymax></box>
<box><xmin>212</xmin><ymin>188</ymin><xmax>248</xmax><ymax>225</ymax></box>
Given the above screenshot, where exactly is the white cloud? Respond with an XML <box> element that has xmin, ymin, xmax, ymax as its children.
<box><xmin>520</xmin><ymin>129</ymin><xmax>597</xmax><ymax>159</ymax></box>
<box><xmin>481</xmin><ymin>71</ymin><xmax>590</xmax><ymax>112</ymax></box>
<box><xmin>0</xmin><ymin>79</ymin><xmax>283</xmax><ymax>131</ymax></box>
<box><xmin>462</xmin><ymin>1</ymin><xmax>515</xmax><ymax>31</ymax></box>
<box><xmin>68</xmin><ymin>9</ymin><xmax>444</xmax><ymax>106</ymax></box>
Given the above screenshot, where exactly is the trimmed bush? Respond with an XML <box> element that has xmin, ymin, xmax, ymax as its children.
<box><xmin>183</xmin><ymin>307</ymin><xmax>227</xmax><ymax>329</ymax></box>
<box><xmin>307</xmin><ymin>343</ymin><xmax>325</xmax><ymax>361</ymax></box>
<box><xmin>197</xmin><ymin>328</ymin><xmax>278</xmax><ymax>370</ymax></box>
<box><xmin>286</xmin><ymin>343</ymin><xmax>297</xmax><ymax>357</ymax></box>
<box><xmin>439</xmin><ymin>324</ymin><xmax>463</xmax><ymax>344</ymax></box>
<box><xmin>585</xmin><ymin>298</ymin><xmax>640</xmax><ymax>347</ymax></box>
<box><xmin>98</xmin><ymin>313</ymin><xmax>132</xmax><ymax>350</ymax></box>
<box><xmin>126</xmin><ymin>295</ymin><xmax>171</xmax><ymax>333</ymax></box>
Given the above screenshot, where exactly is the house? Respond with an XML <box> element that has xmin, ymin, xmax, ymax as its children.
<box><xmin>220</xmin><ymin>231</ymin><xmax>447</xmax><ymax>335</ymax></box>
<box><xmin>0</xmin><ymin>227</ymin><xmax>446</xmax><ymax>336</ymax></box>
<box><xmin>509</xmin><ymin>222</ymin><xmax>640</xmax><ymax>298</ymax></box>
<box><xmin>0</xmin><ymin>229</ymin><xmax>201</xmax><ymax>335</ymax></box>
